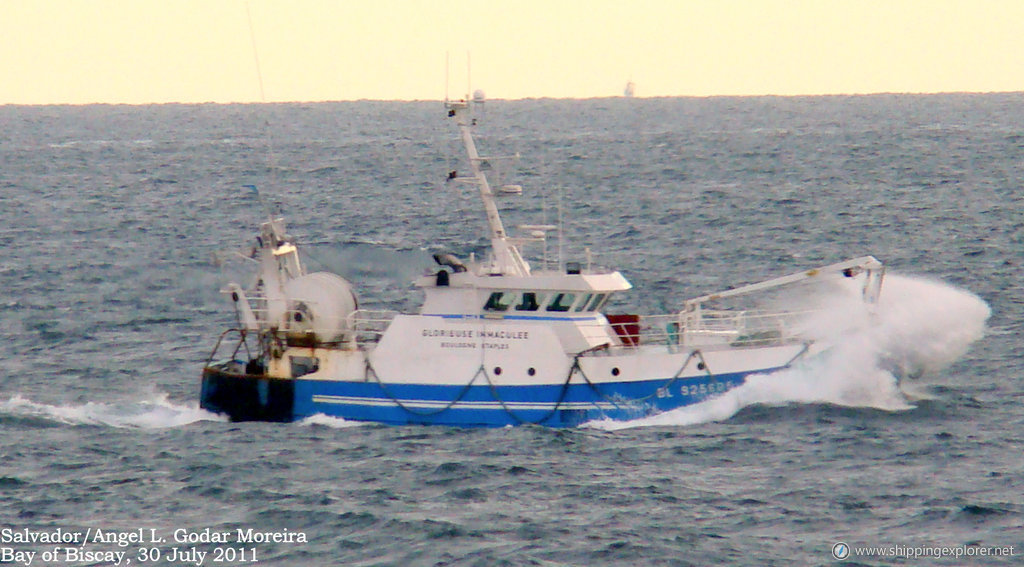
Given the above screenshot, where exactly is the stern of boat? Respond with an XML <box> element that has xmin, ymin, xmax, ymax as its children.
<box><xmin>200</xmin><ymin>361</ymin><xmax>295</xmax><ymax>423</ymax></box>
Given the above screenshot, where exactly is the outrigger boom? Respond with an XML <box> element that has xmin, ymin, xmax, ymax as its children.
<box><xmin>685</xmin><ymin>256</ymin><xmax>885</xmax><ymax>308</ymax></box>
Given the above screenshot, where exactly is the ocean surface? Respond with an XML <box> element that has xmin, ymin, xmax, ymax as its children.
<box><xmin>0</xmin><ymin>94</ymin><xmax>1020</xmax><ymax>565</ymax></box>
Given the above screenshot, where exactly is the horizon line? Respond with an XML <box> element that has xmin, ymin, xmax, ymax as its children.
<box><xmin>2</xmin><ymin>90</ymin><xmax>1022</xmax><ymax>108</ymax></box>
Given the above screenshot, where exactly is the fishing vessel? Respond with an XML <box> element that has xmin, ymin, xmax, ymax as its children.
<box><xmin>200</xmin><ymin>96</ymin><xmax>885</xmax><ymax>427</ymax></box>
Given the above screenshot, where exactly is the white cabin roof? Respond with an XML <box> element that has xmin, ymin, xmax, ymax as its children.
<box><xmin>416</xmin><ymin>268</ymin><xmax>631</xmax><ymax>317</ymax></box>
<box><xmin>415</xmin><ymin>269</ymin><xmax>632</xmax><ymax>293</ymax></box>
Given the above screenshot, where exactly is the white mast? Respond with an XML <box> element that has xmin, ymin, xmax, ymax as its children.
<box><xmin>258</xmin><ymin>217</ymin><xmax>303</xmax><ymax>327</ymax></box>
<box><xmin>446</xmin><ymin>98</ymin><xmax>531</xmax><ymax>276</ymax></box>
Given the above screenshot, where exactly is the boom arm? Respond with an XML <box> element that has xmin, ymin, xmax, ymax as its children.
<box><xmin>683</xmin><ymin>256</ymin><xmax>885</xmax><ymax>308</ymax></box>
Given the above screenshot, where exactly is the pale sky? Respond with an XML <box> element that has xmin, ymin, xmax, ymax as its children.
<box><xmin>1</xmin><ymin>0</ymin><xmax>1022</xmax><ymax>104</ymax></box>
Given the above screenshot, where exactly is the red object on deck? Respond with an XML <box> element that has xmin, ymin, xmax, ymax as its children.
<box><xmin>607</xmin><ymin>314</ymin><xmax>641</xmax><ymax>347</ymax></box>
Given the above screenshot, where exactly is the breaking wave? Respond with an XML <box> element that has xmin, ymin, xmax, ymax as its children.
<box><xmin>588</xmin><ymin>274</ymin><xmax>990</xmax><ymax>430</ymax></box>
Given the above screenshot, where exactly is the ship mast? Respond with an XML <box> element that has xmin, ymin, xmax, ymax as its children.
<box><xmin>446</xmin><ymin>98</ymin><xmax>531</xmax><ymax>276</ymax></box>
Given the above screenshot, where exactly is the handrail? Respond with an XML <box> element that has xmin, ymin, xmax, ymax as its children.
<box><xmin>225</xmin><ymin>288</ymin><xmax>401</xmax><ymax>345</ymax></box>
<box><xmin>348</xmin><ymin>309</ymin><xmax>399</xmax><ymax>344</ymax></box>
<box><xmin>204</xmin><ymin>328</ymin><xmax>248</xmax><ymax>368</ymax></box>
<box><xmin>597</xmin><ymin>308</ymin><xmax>812</xmax><ymax>352</ymax></box>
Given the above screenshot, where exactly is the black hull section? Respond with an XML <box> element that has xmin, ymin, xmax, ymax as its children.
<box><xmin>201</xmin><ymin>368</ymin><xmax>295</xmax><ymax>422</ymax></box>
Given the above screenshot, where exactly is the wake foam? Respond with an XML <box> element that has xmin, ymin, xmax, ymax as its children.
<box><xmin>0</xmin><ymin>392</ymin><xmax>225</xmax><ymax>429</ymax></box>
<box><xmin>297</xmin><ymin>413</ymin><xmax>366</xmax><ymax>429</ymax></box>
<box><xmin>0</xmin><ymin>395</ymin><xmax>370</xmax><ymax>430</ymax></box>
<box><xmin>588</xmin><ymin>274</ymin><xmax>990</xmax><ymax>431</ymax></box>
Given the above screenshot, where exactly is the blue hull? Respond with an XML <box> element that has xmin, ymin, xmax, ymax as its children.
<box><xmin>201</xmin><ymin>367</ymin><xmax>759</xmax><ymax>427</ymax></box>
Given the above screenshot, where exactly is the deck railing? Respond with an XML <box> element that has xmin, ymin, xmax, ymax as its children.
<box><xmin>230</xmin><ymin>292</ymin><xmax>399</xmax><ymax>346</ymax></box>
<box><xmin>348</xmin><ymin>309</ymin><xmax>400</xmax><ymax>344</ymax></box>
<box><xmin>233</xmin><ymin>292</ymin><xmax>809</xmax><ymax>351</ymax></box>
<box><xmin>601</xmin><ymin>308</ymin><xmax>812</xmax><ymax>351</ymax></box>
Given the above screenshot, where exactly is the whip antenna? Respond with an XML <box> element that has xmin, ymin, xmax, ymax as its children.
<box><xmin>245</xmin><ymin>2</ymin><xmax>266</xmax><ymax>103</ymax></box>
<box><xmin>243</xmin><ymin>2</ymin><xmax>281</xmax><ymax>216</ymax></box>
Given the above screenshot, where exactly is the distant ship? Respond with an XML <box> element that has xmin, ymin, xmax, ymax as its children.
<box><xmin>623</xmin><ymin>81</ymin><xmax>636</xmax><ymax>97</ymax></box>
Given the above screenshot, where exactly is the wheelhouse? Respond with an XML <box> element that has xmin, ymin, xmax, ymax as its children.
<box><xmin>415</xmin><ymin>266</ymin><xmax>632</xmax><ymax>318</ymax></box>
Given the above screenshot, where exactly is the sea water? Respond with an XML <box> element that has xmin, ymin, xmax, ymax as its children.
<box><xmin>0</xmin><ymin>95</ymin><xmax>1019</xmax><ymax>565</ymax></box>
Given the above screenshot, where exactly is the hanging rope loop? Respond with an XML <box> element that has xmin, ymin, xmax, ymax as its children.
<box><xmin>362</xmin><ymin>348</ymin><xmax>718</xmax><ymax>424</ymax></box>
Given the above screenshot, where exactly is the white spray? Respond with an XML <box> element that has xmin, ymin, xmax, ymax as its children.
<box><xmin>589</xmin><ymin>274</ymin><xmax>991</xmax><ymax>431</ymax></box>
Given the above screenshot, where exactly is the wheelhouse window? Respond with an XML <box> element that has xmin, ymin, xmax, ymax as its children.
<box><xmin>586</xmin><ymin>293</ymin><xmax>608</xmax><ymax>312</ymax></box>
<box><xmin>515</xmin><ymin>292</ymin><xmax>541</xmax><ymax>311</ymax></box>
<box><xmin>573</xmin><ymin>293</ymin><xmax>594</xmax><ymax>312</ymax></box>
<box><xmin>546</xmin><ymin>293</ymin><xmax>576</xmax><ymax>312</ymax></box>
<box><xmin>483</xmin><ymin>291</ymin><xmax>514</xmax><ymax>311</ymax></box>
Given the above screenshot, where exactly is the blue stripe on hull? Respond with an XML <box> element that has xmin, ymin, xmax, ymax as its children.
<box><xmin>292</xmin><ymin>370</ymin><xmax>764</xmax><ymax>427</ymax></box>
